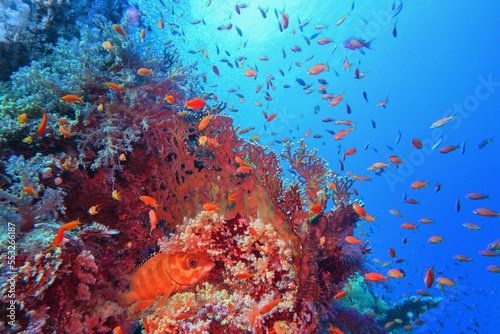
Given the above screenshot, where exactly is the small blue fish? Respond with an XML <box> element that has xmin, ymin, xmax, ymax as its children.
<box><xmin>435</xmin><ymin>181</ymin><xmax>442</xmax><ymax>193</ymax></box>
<box><xmin>386</xmin><ymin>145</ymin><xmax>394</xmax><ymax>151</ymax></box>
<box><xmin>461</xmin><ymin>140</ymin><xmax>466</xmax><ymax>155</ymax></box>
<box><xmin>477</xmin><ymin>136</ymin><xmax>493</xmax><ymax>149</ymax></box>
<box><xmin>363</xmin><ymin>91</ymin><xmax>368</xmax><ymax>102</ymax></box>
<box><xmin>314</xmin><ymin>105</ymin><xmax>320</xmax><ymax>114</ymax></box>
<box><xmin>346</xmin><ymin>103</ymin><xmax>352</xmax><ymax>114</ymax></box>
<box><xmin>432</xmin><ymin>136</ymin><xmax>443</xmax><ymax>150</ymax></box>
<box><xmin>235</xmin><ymin>26</ymin><xmax>242</xmax><ymax>37</ymax></box>
<box><xmin>392</xmin><ymin>2</ymin><xmax>403</xmax><ymax>17</ymax></box>
<box><xmin>215</xmin><ymin>44</ymin><xmax>220</xmax><ymax>55</ymax></box>
<box><xmin>364</xmin><ymin>141</ymin><xmax>372</xmax><ymax>151</ymax></box>
<box><xmin>371</xmin><ymin>119</ymin><xmax>376</xmax><ymax>128</ymax></box>
<box><xmin>310</xmin><ymin>32</ymin><xmax>321</xmax><ymax>40</ymax></box>
<box><xmin>456</xmin><ymin>198</ymin><xmax>461</xmax><ymax>212</ymax></box>
<box><xmin>296</xmin><ymin>77</ymin><xmax>306</xmax><ymax>86</ymax></box>
<box><xmin>396</xmin><ymin>129</ymin><xmax>401</xmax><ymax>144</ymax></box>
<box><xmin>282</xmin><ymin>47</ymin><xmax>286</xmax><ymax>59</ymax></box>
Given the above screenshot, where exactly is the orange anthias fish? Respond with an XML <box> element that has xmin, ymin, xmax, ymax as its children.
<box><xmin>198</xmin><ymin>115</ymin><xmax>211</xmax><ymax>130</ymax></box>
<box><xmin>37</xmin><ymin>109</ymin><xmax>48</xmax><ymax>137</ymax></box>
<box><xmin>104</xmin><ymin>82</ymin><xmax>123</xmax><ymax>93</ymax></box>
<box><xmin>352</xmin><ymin>203</ymin><xmax>367</xmax><ymax>217</ymax></box>
<box><xmin>203</xmin><ymin>202</ymin><xmax>220</xmax><ymax>211</ymax></box>
<box><xmin>61</xmin><ymin>94</ymin><xmax>84</xmax><ymax>104</ymax></box>
<box><xmin>410</xmin><ymin>180</ymin><xmax>429</xmax><ymax>189</ymax></box>
<box><xmin>164</xmin><ymin>95</ymin><xmax>176</xmax><ymax>104</ymax></box>
<box><xmin>424</xmin><ymin>266</ymin><xmax>434</xmax><ymax>288</ymax></box>
<box><xmin>137</xmin><ymin>68</ymin><xmax>153</xmax><ymax>76</ymax></box>
<box><xmin>244</xmin><ymin>68</ymin><xmax>257</xmax><ymax>78</ymax></box>
<box><xmin>112</xmin><ymin>24</ymin><xmax>127</xmax><ymax>37</ymax></box>
<box><xmin>118</xmin><ymin>252</ymin><xmax>215</xmax><ymax>313</ymax></box>
<box><xmin>345</xmin><ymin>235</ymin><xmax>362</xmax><ymax>245</ymax></box>
<box><xmin>364</xmin><ymin>272</ymin><xmax>388</xmax><ymax>282</ymax></box>
<box><xmin>185</xmin><ymin>97</ymin><xmax>206</xmax><ymax>110</ymax></box>
<box><xmin>307</xmin><ymin>63</ymin><xmax>328</xmax><ymax>75</ymax></box>
<box><xmin>140</xmin><ymin>195</ymin><xmax>159</xmax><ymax>208</ymax></box>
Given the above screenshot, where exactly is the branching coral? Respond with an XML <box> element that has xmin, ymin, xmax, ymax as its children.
<box><xmin>0</xmin><ymin>153</ymin><xmax>66</xmax><ymax>231</ymax></box>
<box><xmin>281</xmin><ymin>139</ymin><xmax>331</xmax><ymax>207</ymax></box>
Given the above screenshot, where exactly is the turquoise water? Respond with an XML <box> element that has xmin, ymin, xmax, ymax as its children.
<box><xmin>1</xmin><ymin>0</ymin><xmax>499</xmax><ymax>333</ymax></box>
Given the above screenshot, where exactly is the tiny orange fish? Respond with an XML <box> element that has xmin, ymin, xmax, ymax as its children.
<box><xmin>157</xmin><ymin>17</ymin><xmax>164</xmax><ymax>30</ymax></box>
<box><xmin>59</xmin><ymin>124</ymin><xmax>72</xmax><ymax>138</ymax></box>
<box><xmin>102</xmin><ymin>41</ymin><xmax>114</xmax><ymax>51</ymax></box>
<box><xmin>345</xmin><ymin>235</ymin><xmax>362</xmax><ymax>245</ymax></box>
<box><xmin>112</xmin><ymin>189</ymin><xmax>121</xmax><ymax>201</ymax></box>
<box><xmin>185</xmin><ymin>98</ymin><xmax>206</xmax><ymax>110</ymax></box>
<box><xmin>18</xmin><ymin>113</ymin><xmax>28</xmax><ymax>124</ymax></box>
<box><xmin>203</xmin><ymin>202</ymin><xmax>220</xmax><ymax>211</ymax></box>
<box><xmin>137</xmin><ymin>68</ymin><xmax>153</xmax><ymax>76</ymax></box>
<box><xmin>243</xmin><ymin>68</ymin><xmax>257</xmax><ymax>78</ymax></box>
<box><xmin>23</xmin><ymin>186</ymin><xmax>38</xmax><ymax>197</ymax></box>
<box><xmin>61</xmin><ymin>94</ymin><xmax>84</xmax><ymax>104</ymax></box>
<box><xmin>424</xmin><ymin>266</ymin><xmax>434</xmax><ymax>288</ymax></box>
<box><xmin>164</xmin><ymin>95</ymin><xmax>175</xmax><ymax>104</ymax></box>
<box><xmin>436</xmin><ymin>276</ymin><xmax>455</xmax><ymax>287</ymax></box>
<box><xmin>140</xmin><ymin>195</ymin><xmax>159</xmax><ymax>208</ymax></box>
<box><xmin>266</xmin><ymin>113</ymin><xmax>277</xmax><ymax>122</ymax></box>
<box><xmin>62</xmin><ymin>219</ymin><xmax>80</xmax><ymax>231</ymax></box>
<box><xmin>104</xmin><ymin>82</ymin><xmax>123</xmax><ymax>93</ymax></box>
<box><xmin>364</xmin><ymin>272</ymin><xmax>388</xmax><ymax>282</ymax></box>
<box><xmin>259</xmin><ymin>297</ymin><xmax>281</xmax><ymax>315</ymax></box>
<box><xmin>112</xmin><ymin>24</ymin><xmax>127</xmax><ymax>37</ymax></box>
<box><xmin>149</xmin><ymin>209</ymin><xmax>158</xmax><ymax>235</ymax></box>
<box><xmin>310</xmin><ymin>204</ymin><xmax>323</xmax><ymax>214</ymax></box>
<box><xmin>401</xmin><ymin>222</ymin><xmax>418</xmax><ymax>230</ymax></box>
<box><xmin>235</xmin><ymin>272</ymin><xmax>253</xmax><ymax>279</ymax></box>
<box><xmin>236</xmin><ymin>165</ymin><xmax>253</xmax><ymax>173</ymax></box>
<box><xmin>51</xmin><ymin>227</ymin><xmax>65</xmax><ymax>249</ymax></box>
<box><xmin>37</xmin><ymin>109</ymin><xmax>48</xmax><ymax>137</ymax></box>
<box><xmin>308</xmin><ymin>63</ymin><xmax>328</xmax><ymax>75</ymax></box>
<box><xmin>198</xmin><ymin>115</ymin><xmax>211</xmax><ymax>130</ymax></box>
<box><xmin>333</xmin><ymin>290</ymin><xmax>347</xmax><ymax>299</ymax></box>
<box><xmin>352</xmin><ymin>203</ymin><xmax>367</xmax><ymax>217</ymax></box>
<box><xmin>387</xmin><ymin>268</ymin><xmax>405</xmax><ymax>279</ymax></box>
<box><xmin>88</xmin><ymin>205</ymin><xmax>100</xmax><ymax>215</ymax></box>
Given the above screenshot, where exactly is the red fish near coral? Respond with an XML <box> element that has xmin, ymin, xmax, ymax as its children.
<box><xmin>185</xmin><ymin>97</ymin><xmax>206</xmax><ymax>110</ymax></box>
<box><xmin>118</xmin><ymin>252</ymin><xmax>214</xmax><ymax>313</ymax></box>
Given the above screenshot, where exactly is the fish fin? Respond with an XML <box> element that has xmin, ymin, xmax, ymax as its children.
<box><xmin>129</xmin><ymin>299</ymin><xmax>156</xmax><ymax>314</ymax></box>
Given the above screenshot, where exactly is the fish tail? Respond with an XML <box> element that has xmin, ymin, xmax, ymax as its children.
<box><xmin>117</xmin><ymin>291</ymin><xmax>137</xmax><ymax>306</ymax></box>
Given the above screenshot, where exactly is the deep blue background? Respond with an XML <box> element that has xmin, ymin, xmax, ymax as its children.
<box><xmin>175</xmin><ymin>1</ymin><xmax>500</xmax><ymax>332</ymax></box>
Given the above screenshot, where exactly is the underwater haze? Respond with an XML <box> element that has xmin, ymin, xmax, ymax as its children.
<box><xmin>1</xmin><ymin>0</ymin><xmax>499</xmax><ymax>333</ymax></box>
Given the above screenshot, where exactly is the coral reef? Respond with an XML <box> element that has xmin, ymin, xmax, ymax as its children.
<box><xmin>0</xmin><ymin>6</ymin><xmax>441</xmax><ymax>334</ymax></box>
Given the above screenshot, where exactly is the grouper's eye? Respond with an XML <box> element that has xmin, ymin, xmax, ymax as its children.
<box><xmin>188</xmin><ymin>258</ymin><xmax>198</xmax><ymax>268</ymax></box>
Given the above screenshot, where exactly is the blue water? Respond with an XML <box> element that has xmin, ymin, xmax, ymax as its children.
<box><xmin>3</xmin><ymin>0</ymin><xmax>500</xmax><ymax>333</ymax></box>
<box><xmin>184</xmin><ymin>1</ymin><xmax>500</xmax><ymax>332</ymax></box>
